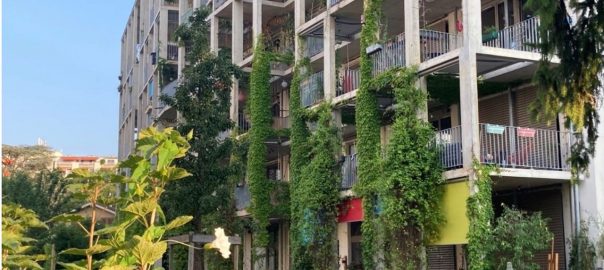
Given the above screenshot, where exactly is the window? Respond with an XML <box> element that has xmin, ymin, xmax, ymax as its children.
<box><xmin>349</xmin><ymin>222</ymin><xmax>363</xmax><ymax>270</ymax></box>
<box><xmin>149</xmin><ymin>79</ymin><xmax>154</xmax><ymax>98</ymax></box>
<box><xmin>482</xmin><ymin>6</ymin><xmax>496</xmax><ymax>31</ymax></box>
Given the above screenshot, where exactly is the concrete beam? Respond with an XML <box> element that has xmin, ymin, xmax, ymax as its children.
<box><xmin>252</xmin><ymin>0</ymin><xmax>262</xmax><ymax>45</ymax></box>
<box><xmin>210</xmin><ymin>16</ymin><xmax>220</xmax><ymax>52</ymax></box>
<box><xmin>404</xmin><ymin>0</ymin><xmax>420</xmax><ymax>65</ymax></box>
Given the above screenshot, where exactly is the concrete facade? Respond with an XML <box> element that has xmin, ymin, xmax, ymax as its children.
<box><xmin>119</xmin><ymin>0</ymin><xmax>604</xmax><ymax>268</ymax></box>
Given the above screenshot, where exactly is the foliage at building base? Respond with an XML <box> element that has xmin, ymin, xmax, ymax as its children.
<box><xmin>525</xmin><ymin>0</ymin><xmax>603</xmax><ymax>179</ymax></box>
<box><xmin>372</xmin><ymin>67</ymin><xmax>445</xmax><ymax>269</ymax></box>
<box><xmin>355</xmin><ymin>0</ymin><xmax>384</xmax><ymax>267</ymax></box>
<box><xmin>492</xmin><ymin>206</ymin><xmax>552</xmax><ymax>270</ymax></box>
<box><xmin>466</xmin><ymin>161</ymin><xmax>496</xmax><ymax>270</ymax></box>
<box><xmin>568</xmin><ymin>222</ymin><xmax>597</xmax><ymax>270</ymax></box>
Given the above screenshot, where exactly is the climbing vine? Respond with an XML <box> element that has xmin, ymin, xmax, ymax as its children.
<box><xmin>247</xmin><ymin>36</ymin><xmax>273</xmax><ymax>249</ymax></box>
<box><xmin>373</xmin><ymin>67</ymin><xmax>445</xmax><ymax>269</ymax></box>
<box><xmin>289</xmin><ymin>53</ymin><xmax>314</xmax><ymax>269</ymax></box>
<box><xmin>354</xmin><ymin>0</ymin><xmax>384</xmax><ymax>267</ymax></box>
<box><xmin>293</xmin><ymin>103</ymin><xmax>342</xmax><ymax>270</ymax></box>
<box><xmin>466</xmin><ymin>160</ymin><xmax>497</xmax><ymax>270</ymax></box>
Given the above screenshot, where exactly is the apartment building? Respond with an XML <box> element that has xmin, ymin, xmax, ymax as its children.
<box><xmin>118</xmin><ymin>0</ymin><xmax>180</xmax><ymax>161</ymax></box>
<box><xmin>120</xmin><ymin>0</ymin><xmax>603</xmax><ymax>268</ymax></box>
<box><xmin>54</xmin><ymin>155</ymin><xmax>118</xmax><ymax>176</ymax></box>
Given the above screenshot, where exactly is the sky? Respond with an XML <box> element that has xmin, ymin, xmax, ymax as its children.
<box><xmin>3</xmin><ymin>1</ymin><xmax>134</xmax><ymax>156</ymax></box>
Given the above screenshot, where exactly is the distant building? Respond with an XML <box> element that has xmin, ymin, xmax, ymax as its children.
<box><xmin>55</xmin><ymin>156</ymin><xmax>118</xmax><ymax>175</ymax></box>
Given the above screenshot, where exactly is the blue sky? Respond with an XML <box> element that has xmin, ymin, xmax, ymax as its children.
<box><xmin>3</xmin><ymin>1</ymin><xmax>134</xmax><ymax>156</ymax></box>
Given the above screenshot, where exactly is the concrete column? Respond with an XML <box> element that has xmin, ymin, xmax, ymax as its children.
<box><xmin>252</xmin><ymin>0</ymin><xmax>262</xmax><ymax>45</ymax></box>
<box><xmin>231</xmin><ymin>0</ymin><xmax>243</xmax><ymax>124</ymax></box>
<box><xmin>294</xmin><ymin>0</ymin><xmax>306</xmax><ymax>61</ymax></box>
<box><xmin>337</xmin><ymin>222</ymin><xmax>350</xmax><ymax>270</ymax></box>
<box><xmin>210</xmin><ymin>16</ymin><xmax>220</xmax><ymax>52</ymax></box>
<box><xmin>404</xmin><ymin>0</ymin><xmax>421</xmax><ymax>65</ymax></box>
<box><xmin>243</xmin><ymin>232</ymin><xmax>252</xmax><ymax>270</ymax></box>
<box><xmin>324</xmin><ymin>15</ymin><xmax>337</xmax><ymax>100</ymax></box>
<box><xmin>459</xmin><ymin>0</ymin><xmax>481</xmax><ymax>175</ymax></box>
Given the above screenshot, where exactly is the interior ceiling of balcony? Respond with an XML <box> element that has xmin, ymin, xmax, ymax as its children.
<box><xmin>428</xmin><ymin>55</ymin><xmax>539</xmax><ymax>82</ymax></box>
<box><xmin>492</xmin><ymin>176</ymin><xmax>567</xmax><ymax>191</ymax></box>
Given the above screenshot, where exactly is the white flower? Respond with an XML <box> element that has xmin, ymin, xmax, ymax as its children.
<box><xmin>205</xmin><ymin>227</ymin><xmax>231</xmax><ymax>259</ymax></box>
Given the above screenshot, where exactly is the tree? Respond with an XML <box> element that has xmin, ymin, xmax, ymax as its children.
<box><xmin>492</xmin><ymin>206</ymin><xmax>552</xmax><ymax>270</ymax></box>
<box><xmin>2</xmin><ymin>203</ymin><xmax>48</xmax><ymax>270</ymax></box>
<box><xmin>160</xmin><ymin>7</ymin><xmax>241</xmax><ymax>237</ymax></box>
<box><xmin>526</xmin><ymin>0</ymin><xmax>604</xmax><ymax>177</ymax></box>
<box><xmin>2</xmin><ymin>170</ymin><xmax>75</xmax><ymax>221</ymax></box>
<box><xmin>2</xmin><ymin>144</ymin><xmax>54</xmax><ymax>176</ymax></box>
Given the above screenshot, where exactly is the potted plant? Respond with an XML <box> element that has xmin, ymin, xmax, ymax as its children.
<box><xmin>482</xmin><ymin>25</ymin><xmax>499</xmax><ymax>42</ymax></box>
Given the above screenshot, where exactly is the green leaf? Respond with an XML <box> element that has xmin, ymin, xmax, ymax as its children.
<box><xmin>143</xmin><ymin>226</ymin><xmax>166</xmax><ymax>241</ymax></box>
<box><xmin>165</xmin><ymin>216</ymin><xmax>193</xmax><ymax>230</ymax></box>
<box><xmin>163</xmin><ymin>167</ymin><xmax>191</xmax><ymax>181</ymax></box>
<box><xmin>157</xmin><ymin>140</ymin><xmax>179</xmax><ymax>169</ymax></box>
<box><xmin>58</xmin><ymin>262</ymin><xmax>88</xmax><ymax>270</ymax></box>
<box><xmin>123</xmin><ymin>200</ymin><xmax>158</xmax><ymax>218</ymax></box>
<box><xmin>60</xmin><ymin>248</ymin><xmax>87</xmax><ymax>256</ymax></box>
<box><xmin>48</xmin><ymin>213</ymin><xmax>85</xmax><ymax>223</ymax></box>
<box><xmin>101</xmin><ymin>266</ymin><xmax>134</xmax><ymax>270</ymax></box>
<box><xmin>86</xmin><ymin>244</ymin><xmax>111</xmax><ymax>255</ymax></box>
<box><xmin>131</xmin><ymin>236</ymin><xmax>167</xmax><ymax>266</ymax></box>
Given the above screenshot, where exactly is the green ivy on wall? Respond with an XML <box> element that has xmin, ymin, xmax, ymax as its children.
<box><xmin>247</xmin><ymin>36</ymin><xmax>274</xmax><ymax>249</ymax></box>
<box><xmin>466</xmin><ymin>160</ymin><xmax>497</xmax><ymax>270</ymax></box>
<box><xmin>294</xmin><ymin>103</ymin><xmax>342</xmax><ymax>270</ymax></box>
<box><xmin>355</xmin><ymin>0</ymin><xmax>384</xmax><ymax>267</ymax></box>
<box><xmin>289</xmin><ymin>53</ymin><xmax>314</xmax><ymax>269</ymax></box>
<box><xmin>373</xmin><ymin>67</ymin><xmax>445</xmax><ymax>268</ymax></box>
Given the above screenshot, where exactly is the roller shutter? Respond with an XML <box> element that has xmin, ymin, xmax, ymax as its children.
<box><xmin>479</xmin><ymin>93</ymin><xmax>510</xmax><ymax>125</ymax></box>
<box><xmin>514</xmin><ymin>87</ymin><xmax>554</xmax><ymax>129</ymax></box>
<box><xmin>427</xmin><ymin>245</ymin><xmax>456</xmax><ymax>270</ymax></box>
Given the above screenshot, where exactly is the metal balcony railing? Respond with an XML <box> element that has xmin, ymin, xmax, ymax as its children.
<box><xmin>479</xmin><ymin>123</ymin><xmax>570</xmax><ymax>170</ymax></box>
<box><xmin>337</xmin><ymin>68</ymin><xmax>360</xmax><ymax>96</ymax></box>
<box><xmin>304</xmin><ymin>36</ymin><xmax>323</xmax><ymax>58</ymax></box>
<box><xmin>341</xmin><ymin>154</ymin><xmax>357</xmax><ymax>189</ymax></box>
<box><xmin>167</xmin><ymin>43</ymin><xmax>179</xmax><ymax>61</ymax></box>
<box><xmin>434</xmin><ymin>126</ymin><xmax>463</xmax><ymax>169</ymax></box>
<box><xmin>434</xmin><ymin>123</ymin><xmax>572</xmax><ymax>171</ymax></box>
<box><xmin>483</xmin><ymin>16</ymin><xmax>540</xmax><ymax>53</ymax></box>
<box><xmin>238</xmin><ymin>112</ymin><xmax>251</xmax><ymax>133</ymax></box>
<box><xmin>300</xmin><ymin>71</ymin><xmax>324</xmax><ymax>107</ymax></box>
<box><xmin>371</xmin><ymin>33</ymin><xmax>405</xmax><ymax>76</ymax></box>
<box><xmin>420</xmin><ymin>29</ymin><xmax>461</xmax><ymax>61</ymax></box>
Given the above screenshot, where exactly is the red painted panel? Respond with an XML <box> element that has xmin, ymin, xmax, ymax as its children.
<box><xmin>338</xmin><ymin>198</ymin><xmax>364</xmax><ymax>223</ymax></box>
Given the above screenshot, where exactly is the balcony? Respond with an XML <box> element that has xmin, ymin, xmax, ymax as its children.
<box><xmin>237</xmin><ymin>112</ymin><xmax>251</xmax><ymax>134</ymax></box>
<box><xmin>483</xmin><ymin>16</ymin><xmax>540</xmax><ymax>53</ymax></box>
<box><xmin>300</xmin><ymin>70</ymin><xmax>324</xmax><ymax>107</ymax></box>
<box><xmin>272</xmin><ymin>115</ymin><xmax>290</xmax><ymax>130</ymax></box>
<box><xmin>370</xmin><ymin>33</ymin><xmax>405</xmax><ymax>76</ymax></box>
<box><xmin>167</xmin><ymin>43</ymin><xmax>179</xmax><ymax>61</ymax></box>
<box><xmin>434</xmin><ymin>124</ymin><xmax>572</xmax><ymax>171</ymax></box>
<box><xmin>337</xmin><ymin>67</ymin><xmax>360</xmax><ymax>97</ymax></box>
<box><xmin>370</xmin><ymin>30</ymin><xmax>461</xmax><ymax>76</ymax></box>
<box><xmin>213</xmin><ymin>0</ymin><xmax>228</xmax><ymax>11</ymax></box>
<box><xmin>304</xmin><ymin>36</ymin><xmax>323</xmax><ymax>58</ymax></box>
<box><xmin>341</xmin><ymin>154</ymin><xmax>357</xmax><ymax>189</ymax></box>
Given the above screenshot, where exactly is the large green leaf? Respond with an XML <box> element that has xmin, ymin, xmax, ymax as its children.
<box><xmin>86</xmin><ymin>244</ymin><xmax>111</xmax><ymax>255</ymax></box>
<box><xmin>60</xmin><ymin>248</ymin><xmax>87</xmax><ymax>256</ymax></box>
<box><xmin>142</xmin><ymin>226</ymin><xmax>166</xmax><ymax>241</ymax></box>
<box><xmin>123</xmin><ymin>200</ymin><xmax>158</xmax><ymax>218</ymax></box>
<box><xmin>58</xmin><ymin>262</ymin><xmax>87</xmax><ymax>270</ymax></box>
<box><xmin>157</xmin><ymin>139</ymin><xmax>179</xmax><ymax>169</ymax></box>
<box><xmin>163</xmin><ymin>166</ymin><xmax>191</xmax><ymax>181</ymax></box>
<box><xmin>165</xmin><ymin>216</ymin><xmax>193</xmax><ymax>230</ymax></box>
<box><xmin>131</xmin><ymin>236</ymin><xmax>167</xmax><ymax>266</ymax></box>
